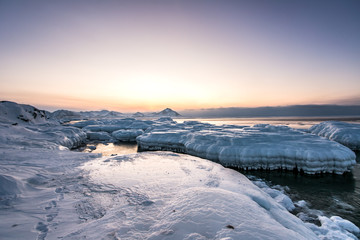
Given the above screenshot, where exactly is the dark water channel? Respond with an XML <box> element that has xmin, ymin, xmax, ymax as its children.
<box><xmin>244</xmin><ymin>154</ymin><xmax>360</xmax><ymax>228</ymax></box>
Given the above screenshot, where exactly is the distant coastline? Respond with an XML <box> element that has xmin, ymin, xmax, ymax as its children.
<box><xmin>179</xmin><ymin>105</ymin><xmax>360</xmax><ymax>118</ymax></box>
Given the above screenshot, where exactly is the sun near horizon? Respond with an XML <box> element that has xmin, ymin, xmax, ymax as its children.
<box><xmin>1</xmin><ymin>1</ymin><xmax>360</xmax><ymax>112</ymax></box>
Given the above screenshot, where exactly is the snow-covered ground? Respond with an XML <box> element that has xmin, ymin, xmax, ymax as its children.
<box><xmin>310</xmin><ymin>121</ymin><xmax>360</xmax><ymax>151</ymax></box>
<box><xmin>1</xmin><ymin>101</ymin><xmax>359</xmax><ymax>239</ymax></box>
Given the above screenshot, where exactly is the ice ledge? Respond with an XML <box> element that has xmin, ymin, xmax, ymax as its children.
<box><xmin>137</xmin><ymin>123</ymin><xmax>356</xmax><ymax>175</ymax></box>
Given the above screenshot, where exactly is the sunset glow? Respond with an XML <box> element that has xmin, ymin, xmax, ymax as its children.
<box><xmin>1</xmin><ymin>1</ymin><xmax>360</xmax><ymax>112</ymax></box>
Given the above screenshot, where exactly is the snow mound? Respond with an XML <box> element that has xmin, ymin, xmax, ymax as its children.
<box><xmin>73</xmin><ymin>152</ymin><xmax>317</xmax><ymax>239</ymax></box>
<box><xmin>137</xmin><ymin>122</ymin><xmax>356</xmax><ymax>174</ymax></box>
<box><xmin>0</xmin><ymin>101</ymin><xmax>48</xmax><ymax>124</ymax></box>
<box><xmin>0</xmin><ymin>175</ymin><xmax>21</xmax><ymax>197</ymax></box>
<box><xmin>310</xmin><ymin>121</ymin><xmax>360</xmax><ymax>150</ymax></box>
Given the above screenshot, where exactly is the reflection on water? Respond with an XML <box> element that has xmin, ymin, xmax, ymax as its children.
<box><xmin>85</xmin><ymin>142</ymin><xmax>138</xmax><ymax>156</ymax></box>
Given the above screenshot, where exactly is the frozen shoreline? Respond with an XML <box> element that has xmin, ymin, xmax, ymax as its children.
<box><xmin>1</xmin><ymin>101</ymin><xmax>359</xmax><ymax>239</ymax></box>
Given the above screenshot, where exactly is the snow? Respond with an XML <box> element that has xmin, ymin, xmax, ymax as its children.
<box><xmin>137</xmin><ymin>121</ymin><xmax>356</xmax><ymax>174</ymax></box>
<box><xmin>153</xmin><ymin>107</ymin><xmax>181</xmax><ymax>117</ymax></box>
<box><xmin>73</xmin><ymin>152</ymin><xmax>318</xmax><ymax>240</ymax></box>
<box><xmin>0</xmin><ymin>101</ymin><xmax>49</xmax><ymax>125</ymax></box>
<box><xmin>310</xmin><ymin>121</ymin><xmax>360</xmax><ymax>150</ymax></box>
<box><xmin>1</xmin><ymin>101</ymin><xmax>359</xmax><ymax>239</ymax></box>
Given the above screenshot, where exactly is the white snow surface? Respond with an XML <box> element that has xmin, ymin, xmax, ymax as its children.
<box><xmin>1</xmin><ymin>102</ymin><xmax>359</xmax><ymax>239</ymax></box>
<box><xmin>0</xmin><ymin>101</ymin><xmax>49</xmax><ymax>125</ymax></box>
<box><xmin>70</xmin><ymin>152</ymin><xmax>318</xmax><ymax>239</ymax></box>
<box><xmin>310</xmin><ymin>121</ymin><xmax>360</xmax><ymax>150</ymax></box>
<box><xmin>137</xmin><ymin>121</ymin><xmax>356</xmax><ymax>174</ymax></box>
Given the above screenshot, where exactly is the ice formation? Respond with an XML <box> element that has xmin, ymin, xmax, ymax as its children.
<box><xmin>137</xmin><ymin>121</ymin><xmax>356</xmax><ymax>174</ymax></box>
<box><xmin>310</xmin><ymin>121</ymin><xmax>360</xmax><ymax>150</ymax></box>
<box><xmin>0</xmin><ymin>101</ymin><xmax>359</xmax><ymax>239</ymax></box>
<box><xmin>112</xmin><ymin>129</ymin><xmax>144</xmax><ymax>141</ymax></box>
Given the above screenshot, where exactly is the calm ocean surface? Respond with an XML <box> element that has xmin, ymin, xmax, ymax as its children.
<box><xmin>87</xmin><ymin>117</ymin><xmax>360</xmax><ymax>228</ymax></box>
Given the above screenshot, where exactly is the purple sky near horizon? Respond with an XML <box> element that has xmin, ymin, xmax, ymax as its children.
<box><xmin>1</xmin><ymin>0</ymin><xmax>360</xmax><ymax>111</ymax></box>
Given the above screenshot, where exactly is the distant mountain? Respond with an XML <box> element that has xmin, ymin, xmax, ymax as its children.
<box><xmin>180</xmin><ymin>105</ymin><xmax>360</xmax><ymax>118</ymax></box>
<box><xmin>153</xmin><ymin>108</ymin><xmax>181</xmax><ymax>117</ymax></box>
<box><xmin>133</xmin><ymin>112</ymin><xmax>145</xmax><ymax>117</ymax></box>
<box><xmin>80</xmin><ymin>110</ymin><xmax>123</xmax><ymax>118</ymax></box>
<box><xmin>0</xmin><ymin>101</ymin><xmax>49</xmax><ymax>124</ymax></box>
<box><xmin>50</xmin><ymin>110</ymin><xmax>82</xmax><ymax>123</ymax></box>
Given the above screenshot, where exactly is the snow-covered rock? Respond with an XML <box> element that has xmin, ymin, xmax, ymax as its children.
<box><xmin>80</xmin><ymin>110</ymin><xmax>123</xmax><ymax>119</ymax></box>
<box><xmin>137</xmin><ymin>122</ymin><xmax>356</xmax><ymax>174</ymax></box>
<box><xmin>132</xmin><ymin>112</ymin><xmax>145</xmax><ymax>117</ymax></box>
<box><xmin>309</xmin><ymin>121</ymin><xmax>360</xmax><ymax>150</ymax></box>
<box><xmin>49</xmin><ymin>109</ymin><xmax>82</xmax><ymax>123</ymax></box>
<box><xmin>0</xmin><ymin>101</ymin><xmax>87</xmax><ymax>149</ymax></box>
<box><xmin>153</xmin><ymin>108</ymin><xmax>181</xmax><ymax>117</ymax></box>
<box><xmin>0</xmin><ymin>101</ymin><xmax>48</xmax><ymax>124</ymax></box>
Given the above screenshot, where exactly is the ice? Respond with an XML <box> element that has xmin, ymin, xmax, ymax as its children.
<box><xmin>86</xmin><ymin>131</ymin><xmax>114</xmax><ymax>141</ymax></box>
<box><xmin>112</xmin><ymin>129</ymin><xmax>144</xmax><ymax>141</ymax></box>
<box><xmin>306</xmin><ymin>216</ymin><xmax>359</xmax><ymax>239</ymax></box>
<box><xmin>310</xmin><ymin>121</ymin><xmax>360</xmax><ymax>150</ymax></box>
<box><xmin>137</xmin><ymin>122</ymin><xmax>356</xmax><ymax>174</ymax></box>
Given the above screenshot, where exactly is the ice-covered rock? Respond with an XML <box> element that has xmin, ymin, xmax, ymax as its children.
<box><xmin>86</xmin><ymin>131</ymin><xmax>114</xmax><ymax>141</ymax></box>
<box><xmin>112</xmin><ymin>129</ymin><xmax>144</xmax><ymax>141</ymax></box>
<box><xmin>137</xmin><ymin>122</ymin><xmax>356</xmax><ymax>174</ymax></box>
<box><xmin>0</xmin><ymin>123</ymin><xmax>87</xmax><ymax>150</ymax></box>
<box><xmin>309</xmin><ymin>121</ymin><xmax>360</xmax><ymax>150</ymax></box>
<box><xmin>306</xmin><ymin>215</ymin><xmax>359</xmax><ymax>239</ymax></box>
<box><xmin>82</xmin><ymin>119</ymin><xmax>152</xmax><ymax>133</ymax></box>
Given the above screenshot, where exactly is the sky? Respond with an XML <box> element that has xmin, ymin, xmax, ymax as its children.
<box><xmin>1</xmin><ymin>0</ymin><xmax>360</xmax><ymax>112</ymax></box>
